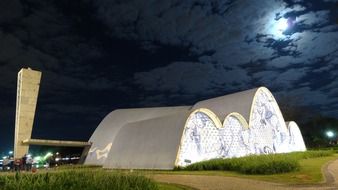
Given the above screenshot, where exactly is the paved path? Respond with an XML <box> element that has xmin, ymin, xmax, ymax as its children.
<box><xmin>152</xmin><ymin>159</ymin><xmax>338</xmax><ymax>190</ymax></box>
<box><xmin>326</xmin><ymin>158</ymin><xmax>338</xmax><ymax>186</ymax></box>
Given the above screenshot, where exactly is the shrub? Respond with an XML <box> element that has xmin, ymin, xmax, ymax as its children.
<box><xmin>180</xmin><ymin>150</ymin><xmax>334</xmax><ymax>175</ymax></box>
<box><xmin>182</xmin><ymin>154</ymin><xmax>300</xmax><ymax>175</ymax></box>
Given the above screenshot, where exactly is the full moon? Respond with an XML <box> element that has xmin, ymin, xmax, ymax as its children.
<box><xmin>276</xmin><ymin>18</ymin><xmax>288</xmax><ymax>32</ymax></box>
<box><xmin>269</xmin><ymin>17</ymin><xmax>290</xmax><ymax>38</ymax></box>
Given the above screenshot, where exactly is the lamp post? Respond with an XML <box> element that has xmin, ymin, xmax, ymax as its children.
<box><xmin>8</xmin><ymin>151</ymin><xmax>13</xmax><ymax>158</ymax></box>
<box><xmin>326</xmin><ymin>130</ymin><xmax>336</xmax><ymax>145</ymax></box>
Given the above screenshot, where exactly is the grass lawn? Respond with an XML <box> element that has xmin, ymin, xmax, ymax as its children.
<box><xmin>145</xmin><ymin>154</ymin><xmax>337</xmax><ymax>185</ymax></box>
<box><xmin>0</xmin><ymin>168</ymin><xmax>194</xmax><ymax>190</ymax></box>
<box><xmin>234</xmin><ymin>155</ymin><xmax>336</xmax><ymax>184</ymax></box>
<box><xmin>1</xmin><ymin>152</ymin><xmax>335</xmax><ymax>189</ymax></box>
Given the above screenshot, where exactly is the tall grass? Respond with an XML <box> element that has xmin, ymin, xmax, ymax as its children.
<box><xmin>178</xmin><ymin>150</ymin><xmax>334</xmax><ymax>175</ymax></box>
<box><xmin>0</xmin><ymin>170</ymin><xmax>158</xmax><ymax>190</ymax></box>
<box><xmin>287</xmin><ymin>150</ymin><xmax>334</xmax><ymax>159</ymax></box>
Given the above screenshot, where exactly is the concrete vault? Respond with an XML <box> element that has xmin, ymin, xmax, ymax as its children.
<box><xmin>85</xmin><ymin>87</ymin><xmax>307</xmax><ymax>169</ymax></box>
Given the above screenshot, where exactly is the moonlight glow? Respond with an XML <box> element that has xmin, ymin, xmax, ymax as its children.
<box><xmin>269</xmin><ymin>17</ymin><xmax>289</xmax><ymax>38</ymax></box>
<box><xmin>276</xmin><ymin>18</ymin><xmax>288</xmax><ymax>32</ymax></box>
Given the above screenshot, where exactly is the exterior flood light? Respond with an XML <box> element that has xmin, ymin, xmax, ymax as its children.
<box><xmin>326</xmin><ymin>131</ymin><xmax>335</xmax><ymax>138</ymax></box>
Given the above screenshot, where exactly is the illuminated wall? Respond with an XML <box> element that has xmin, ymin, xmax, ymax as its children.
<box><xmin>287</xmin><ymin>121</ymin><xmax>306</xmax><ymax>152</ymax></box>
<box><xmin>176</xmin><ymin>110</ymin><xmax>250</xmax><ymax>167</ymax></box>
<box><xmin>249</xmin><ymin>88</ymin><xmax>290</xmax><ymax>154</ymax></box>
<box><xmin>176</xmin><ymin>109</ymin><xmax>223</xmax><ymax>167</ymax></box>
<box><xmin>219</xmin><ymin>114</ymin><xmax>251</xmax><ymax>158</ymax></box>
<box><xmin>86</xmin><ymin>87</ymin><xmax>307</xmax><ymax>169</ymax></box>
<box><xmin>176</xmin><ymin>88</ymin><xmax>305</xmax><ymax>167</ymax></box>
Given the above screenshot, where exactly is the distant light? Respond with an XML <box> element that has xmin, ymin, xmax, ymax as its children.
<box><xmin>8</xmin><ymin>151</ymin><xmax>13</xmax><ymax>155</ymax></box>
<box><xmin>326</xmin><ymin>131</ymin><xmax>335</xmax><ymax>138</ymax></box>
<box><xmin>44</xmin><ymin>152</ymin><xmax>53</xmax><ymax>160</ymax></box>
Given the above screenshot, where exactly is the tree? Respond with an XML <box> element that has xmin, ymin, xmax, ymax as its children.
<box><xmin>276</xmin><ymin>95</ymin><xmax>338</xmax><ymax>148</ymax></box>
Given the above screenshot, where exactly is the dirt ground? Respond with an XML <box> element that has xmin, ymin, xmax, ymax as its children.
<box><xmin>152</xmin><ymin>159</ymin><xmax>338</xmax><ymax>190</ymax></box>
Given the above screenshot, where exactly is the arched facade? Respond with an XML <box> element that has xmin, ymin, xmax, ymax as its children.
<box><xmin>175</xmin><ymin>108</ymin><xmax>222</xmax><ymax>167</ymax></box>
<box><xmin>84</xmin><ymin>87</ymin><xmax>306</xmax><ymax>169</ymax></box>
<box><xmin>175</xmin><ymin>110</ymin><xmax>250</xmax><ymax>167</ymax></box>
<box><xmin>286</xmin><ymin>121</ymin><xmax>306</xmax><ymax>152</ymax></box>
<box><xmin>220</xmin><ymin>113</ymin><xmax>251</xmax><ymax>158</ymax></box>
<box><xmin>249</xmin><ymin>87</ymin><xmax>290</xmax><ymax>154</ymax></box>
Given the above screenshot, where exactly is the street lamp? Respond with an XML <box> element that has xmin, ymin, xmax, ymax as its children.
<box><xmin>326</xmin><ymin>130</ymin><xmax>336</xmax><ymax>145</ymax></box>
<box><xmin>326</xmin><ymin>131</ymin><xmax>335</xmax><ymax>138</ymax></box>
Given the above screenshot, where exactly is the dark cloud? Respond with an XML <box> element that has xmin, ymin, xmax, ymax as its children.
<box><xmin>93</xmin><ymin>0</ymin><xmax>338</xmax><ymax>112</ymax></box>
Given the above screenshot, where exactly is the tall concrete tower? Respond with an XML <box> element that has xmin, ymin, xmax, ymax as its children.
<box><xmin>14</xmin><ymin>68</ymin><xmax>41</xmax><ymax>159</ymax></box>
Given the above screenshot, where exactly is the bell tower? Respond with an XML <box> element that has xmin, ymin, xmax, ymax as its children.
<box><xmin>14</xmin><ymin>68</ymin><xmax>41</xmax><ymax>158</ymax></box>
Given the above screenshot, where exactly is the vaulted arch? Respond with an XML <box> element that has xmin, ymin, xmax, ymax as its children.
<box><xmin>220</xmin><ymin>112</ymin><xmax>251</xmax><ymax>158</ymax></box>
<box><xmin>175</xmin><ymin>108</ymin><xmax>223</xmax><ymax>167</ymax></box>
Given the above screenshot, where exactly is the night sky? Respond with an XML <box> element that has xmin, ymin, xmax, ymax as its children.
<box><xmin>0</xmin><ymin>0</ymin><xmax>337</xmax><ymax>154</ymax></box>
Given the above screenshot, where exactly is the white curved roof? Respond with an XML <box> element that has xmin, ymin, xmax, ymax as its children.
<box><xmin>84</xmin><ymin>87</ymin><xmax>305</xmax><ymax>169</ymax></box>
<box><xmin>192</xmin><ymin>88</ymin><xmax>259</xmax><ymax>121</ymax></box>
<box><xmin>103</xmin><ymin>109</ymin><xmax>190</xmax><ymax>169</ymax></box>
<box><xmin>286</xmin><ymin>121</ymin><xmax>306</xmax><ymax>152</ymax></box>
<box><xmin>85</xmin><ymin>106</ymin><xmax>191</xmax><ymax>165</ymax></box>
